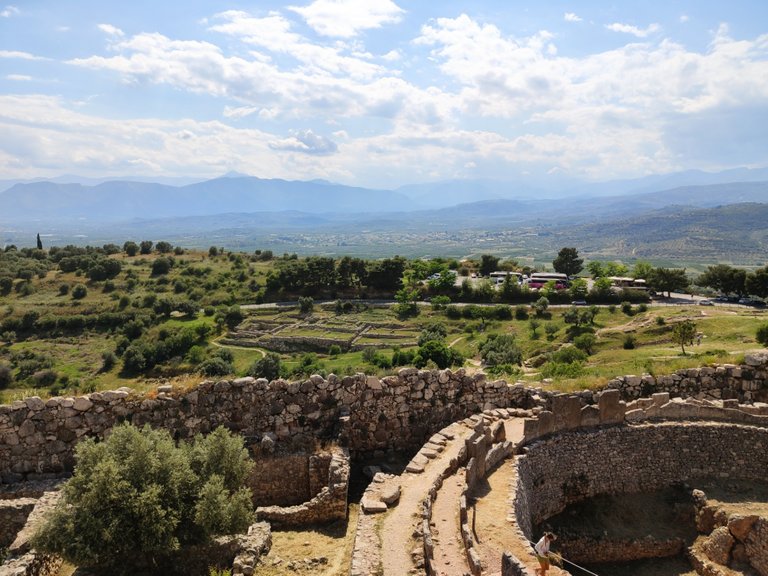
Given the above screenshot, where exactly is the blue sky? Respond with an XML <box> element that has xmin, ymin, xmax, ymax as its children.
<box><xmin>1</xmin><ymin>1</ymin><xmax>767</xmax><ymax>188</ymax></box>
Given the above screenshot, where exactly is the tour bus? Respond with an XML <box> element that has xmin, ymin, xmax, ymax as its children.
<box><xmin>525</xmin><ymin>272</ymin><xmax>569</xmax><ymax>290</ymax></box>
<box><xmin>608</xmin><ymin>277</ymin><xmax>649</xmax><ymax>292</ymax></box>
<box><xmin>489</xmin><ymin>271</ymin><xmax>523</xmax><ymax>286</ymax></box>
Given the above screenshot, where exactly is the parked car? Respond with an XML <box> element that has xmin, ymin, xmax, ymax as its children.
<box><xmin>698</xmin><ymin>299</ymin><xmax>714</xmax><ymax>306</ymax></box>
<box><xmin>571</xmin><ymin>300</ymin><xmax>588</xmax><ymax>306</ymax></box>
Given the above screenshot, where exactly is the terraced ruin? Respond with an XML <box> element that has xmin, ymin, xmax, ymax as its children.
<box><xmin>1</xmin><ymin>352</ymin><xmax>768</xmax><ymax>576</ymax></box>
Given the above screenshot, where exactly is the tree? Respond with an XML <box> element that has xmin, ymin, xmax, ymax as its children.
<box><xmin>298</xmin><ymin>296</ymin><xmax>314</xmax><ymax>315</ymax></box>
<box><xmin>746</xmin><ymin>267</ymin><xmax>768</xmax><ymax>299</ymax></box>
<box><xmin>632</xmin><ymin>261</ymin><xmax>654</xmax><ymax>281</ymax></box>
<box><xmin>123</xmin><ymin>241</ymin><xmax>139</xmax><ymax>257</ymax></box>
<box><xmin>36</xmin><ymin>233</ymin><xmax>43</xmax><ymax>250</ymax></box>
<box><xmin>552</xmin><ymin>247</ymin><xmax>583</xmax><ymax>277</ymax></box>
<box><xmin>649</xmin><ymin>267</ymin><xmax>690</xmax><ymax>297</ymax></box>
<box><xmin>479</xmin><ymin>334</ymin><xmax>522</xmax><ymax>366</ymax></box>
<box><xmin>248</xmin><ymin>352</ymin><xmax>282</xmax><ymax>381</ymax></box>
<box><xmin>413</xmin><ymin>339</ymin><xmax>462</xmax><ymax>369</ymax></box>
<box><xmin>139</xmin><ymin>240</ymin><xmax>153</xmax><ymax>255</ymax></box>
<box><xmin>32</xmin><ymin>424</ymin><xmax>253</xmax><ymax>574</ymax></box>
<box><xmin>479</xmin><ymin>254</ymin><xmax>500</xmax><ymax>277</ymax></box>
<box><xmin>672</xmin><ymin>319</ymin><xmax>697</xmax><ymax>355</ymax></box>
<box><xmin>697</xmin><ymin>264</ymin><xmax>746</xmax><ymax>296</ymax></box>
<box><xmin>151</xmin><ymin>257</ymin><xmax>172</xmax><ymax>276</ymax></box>
<box><xmin>155</xmin><ymin>241</ymin><xmax>173</xmax><ymax>254</ymax></box>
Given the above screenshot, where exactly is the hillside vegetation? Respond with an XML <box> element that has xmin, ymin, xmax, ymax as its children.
<box><xmin>1</xmin><ymin>242</ymin><xmax>767</xmax><ymax>403</ymax></box>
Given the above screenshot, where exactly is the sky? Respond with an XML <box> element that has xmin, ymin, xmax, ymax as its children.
<box><xmin>1</xmin><ymin>0</ymin><xmax>767</xmax><ymax>189</ymax></box>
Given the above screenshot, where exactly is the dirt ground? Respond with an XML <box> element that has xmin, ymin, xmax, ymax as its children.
<box><xmin>542</xmin><ymin>480</ymin><xmax>768</xmax><ymax>576</ymax></box>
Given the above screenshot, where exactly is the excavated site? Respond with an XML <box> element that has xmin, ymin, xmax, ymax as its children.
<box><xmin>1</xmin><ymin>351</ymin><xmax>768</xmax><ymax>576</ymax></box>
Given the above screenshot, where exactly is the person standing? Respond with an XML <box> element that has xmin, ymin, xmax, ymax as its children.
<box><xmin>534</xmin><ymin>532</ymin><xmax>557</xmax><ymax>576</ymax></box>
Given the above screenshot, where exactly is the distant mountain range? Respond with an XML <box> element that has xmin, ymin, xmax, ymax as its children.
<box><xmin>2</xmin><ymin>170</ymin><xmax>768</xmax><ymax>263</ymax></box>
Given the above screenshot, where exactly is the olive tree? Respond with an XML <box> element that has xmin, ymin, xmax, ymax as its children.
<box><xmin>33</xmin><ymin>424</ymin><xmax>254</xmax><ymax>574</ymax></box>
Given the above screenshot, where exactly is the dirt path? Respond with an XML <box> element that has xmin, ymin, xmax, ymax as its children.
<box><xmin>429</xmin><ymin>470</ymin><xmax>469</xmax><ymax>575</ymax></box>
<box><xmin>380</xmin><ymin>421</ymin><xmax>471</xmax><ymax>576</ymax></box>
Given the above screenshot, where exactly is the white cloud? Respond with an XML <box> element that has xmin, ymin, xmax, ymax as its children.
<box><xmin>0</xmin><ymin>5</ymin><xmax>19</xmax><ymax>18</ymax></box>
<box><xmin>0</xmin><ymin>50</ymin><xmax>47</xmax><ymax>61</ymax></box>
<box><xmin>269</xmin><ymin>129</ymin><xmax>338</xmax><ymax>155</ymax></box>
<box><xmin>223</xmin><ymin>105</ymin><xmax>260</xmax><ymax>119</ymax></box>
<box><xmin>564</xmin><ymin>12</ymin><xmax>582</xmax><ymax>23</ymax></box>
<box><xmin>289</xmin><ymin>0</ymin><xmax>404</xmax><ymax>38</ymax></box>
<box><xmin>381</xmin><ymin>49</ymin><xmax>401</xmax><ymax>61</ymax></box>
<box><xmin>605</xmin><ymin>22</ymin><xmax>661</xmax><ymax>38</ymax></box>
<box><xmin>680</xmin><ymin>14</ymin><xmax>690</xmax><ymax>24</ymax></box>
<box><xmin>98</xmin><ymin>23</ymin><xmax>125</xmax><ymax>37</ymax></box>
<box><xmin>6</xmin><ymin>74</ymin><xmax>32</xmax><ymax>81</ymax></box>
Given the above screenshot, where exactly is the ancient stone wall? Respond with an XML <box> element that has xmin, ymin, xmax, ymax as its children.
<box><xmin>0</xmin><ymin>352</ymin><xmax>766</xmax><ymax>486</ymax></box>
<box><xmin>249</xmin><ymin>453</ymin><xmax>311</xmax><ymax>507</ymax></box>
<box><xmin>0</xmin><ymin>499</ymin><xmax>35</xmax><ymax>549</ymax></box>
<box><xmin>516</xmin><ymin>423</ymin><xmax>768</xmax><ymax>531</ymax></box>
<box><xmin>0</xmin><ymin>369</ymin><xmax>538</xmax><ymax>483</ymax></box>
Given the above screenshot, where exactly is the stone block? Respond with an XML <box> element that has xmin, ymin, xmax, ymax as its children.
<box><xmin>599</xmin><ymin>389</ymin><xmax>625</xmax><ymax>425</ymax></box>
<box><xmin>552</xmin><ymin>395</ymin><xmax>582</xmax><ymax>431</ymax></box>
<box><xmin>580</xmin><ymin>405</ymin><xmax>600</xmax><ymax>427</ymax></box>
<box><xmin>652</xmin><ymin>392</ymin><xmax>670</xmax><ymax>406</ymax></box>
<box><xmin>537</xmin><ymin>411</ymin><xmax>554</xmax><ymax>436</ymax></box>
<box><xmin>522</xmin><ymin>418</ymin><xmax>539</xmax><ymax>443</ymax></box>
<box><xmin>360</xmin><ymin>496</ymin><xmax>388</xmax><ymax>514</ymax></box>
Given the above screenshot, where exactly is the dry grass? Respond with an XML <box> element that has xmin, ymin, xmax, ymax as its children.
<box><xmin>256</xmin><ymin>505</ymin><xmax>359</xmax><ymax>575</ymax></box>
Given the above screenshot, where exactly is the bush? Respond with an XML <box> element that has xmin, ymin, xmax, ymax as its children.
<box><xmin>71</xmin><ymin>284</ymin><xmax>88</xmax><ymax>300</ymax></box>
<box><xmin>514</xmin><ymin>305</ymin><xmax>529</xmax><ymax>320</ymax></box>
<box><xmin>101</xmin><ymin>351</ymin><xmax>117</xmax><ymax>372</ymax></box>
<box><xmin>621</xmin><ymin>301</ymin><xmax>633</xmax><ymax>315</ymax></box>
<box><xmin>0</xmin><ymin>364</ymin><xmax>12</xmax><ymax>389</ymax></box>
<box><xmin>757</xmin><ymin>324</ymin><xmax>768</xmax><ymax>347</ymax></box>
<box><xmin>58</xmin><ymin>283</ymin><xmax>70</xmax><ymax>296</ymax></box>
<box><xmin>551</xmin><ymin>346</ymin><xmax>587</xmax><ymax>364</ymax></box>
<box><xmin>623</xmin><ymin>334</ymin><xmax>636</xmax><ymax>349</ymax></box>
<box><xmin>573</xmin><ymin>333</ymin><xmax>597</xmax><ymax>355</ymax></box>
<box><xmin>32</xmin><ymin>424</ymin><xmax>254</xmax><ymax>573</ymax></box>
<box><xmin>248</xmin><ymin>352</ymin><xmax>282</xmax><ymax>381</ymax></box>
<box><xmin>198</xmin><ymin>357</ymin><xmax>234</xmax><ymax>377</ymax></box>
<box><xmin>656</xmin><ymin>316</ymin><xmax>666</xmax><ymax>326</ymax></box>
<box><xmin>328</xmin><ymin>344</ymin><xmax>342</xmax><ymax>356</ymax></box>
<box><xmin>479</xmin><ymin>334</ymin><xmax>522</xmax><ymax>367</ymax></box>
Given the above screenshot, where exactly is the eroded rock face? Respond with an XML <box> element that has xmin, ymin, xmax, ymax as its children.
<box><xmin>701</xmin><ymin>526</ymin><xmax>734</xmax><ymax>566</ymax></box>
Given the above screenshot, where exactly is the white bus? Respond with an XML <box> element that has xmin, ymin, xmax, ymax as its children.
<box><xmin>608</xmin><ymin>277</ymin><xmax>648</xmax><ymax>292</ymax></box>
<box><xmin>526</xmin><ymin>272</ymin><xmax>569</xmax><ymax>290</ymax></box>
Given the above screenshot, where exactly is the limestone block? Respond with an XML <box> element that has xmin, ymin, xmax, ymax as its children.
<box><xmin>728</xmin><ymin>515</ymin><xmax>758</xmax><ymax>541</ymax></box>
<box><xmin>701</xmin><ymin>526</ymin><xmax>734</xmax><ymax>565</ymax></box>
<box><xmin>380</xmin><ymin>484</ymin><xmax>401</xmax><ymax>506</ymax></box>
<box><xmin>599</xmin><ymin>389</ymin><xmax>625</xmax><ymax>425</ymax></box>
<box><xmin>360</xmin><ymin>496</ymin><xmax>387</xmax><ymax>514</ymax></box>
<box><xmin>72</xmin><ymin>397</ymin><xmax>93</xmax><ymax>412</ymax></box>
<box><xmin>552</xmin><ymin>395</ymin><xmax>582</xmax><ymax>431</ymax></box>
<box><xmin>537</xmin><ymin>411</ymin><xmax>554</xmax><ymax>436</ymax></box>
<box><xmin>580</xmin><ymin>405</ymin><xmax>600</xmax><ymax>427</ymax></box>
<box><xmin>652</xmin><ymin>392</ymin><xmax>670</xmax><ymax>406</ymax></box>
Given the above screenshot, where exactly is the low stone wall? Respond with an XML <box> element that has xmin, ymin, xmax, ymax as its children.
<box><xmin>557</xmin><ymin>536</ymin><xmax>685</xmax><ymax>564</ymax></box>
<box><xmin>0</xmin><ymin>369</ymin><xmax>541</xmax><ymax>484</ymax></box>
<box><xmin>0</xmin><ymin>499</ymin><xmax>35</xmax><ymax>549</ymax></box>
<box><xmin>2</xmin><ymin>352</ymin><xmax>767</xmax><ymax>484</ymax></box>
<box><xmin>249</xmin><ymin>450</ymin><xmax>335</xmax><ymax>507</ymax></box>
<box><xmin>254</xmin><ymin>448</ymin><xmax>349</xmax><ymax>527</ymax></box>
<box><xmin>516</xmin><ymin>423</ymin><xmax>768</xmax><ymax>534</ymax></box>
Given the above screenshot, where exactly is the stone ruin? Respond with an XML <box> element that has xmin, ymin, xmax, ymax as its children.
<box><xmin>0</xmin><ymin>351</ymin><xmax>767</xmax><ymax>575</ymax></box>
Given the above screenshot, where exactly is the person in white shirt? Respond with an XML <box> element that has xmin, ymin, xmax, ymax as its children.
<box><xmin>534</xmin><ymin>532</ymin><xmax>557</xmax><ymax>575</ymax></box>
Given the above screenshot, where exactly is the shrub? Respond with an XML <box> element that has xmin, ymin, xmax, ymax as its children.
<box><xmin>71</xmin><ymin>284</ymin><xmax>88</xmax><ymax>300</ymax></box>
<box><xmin>328</xmin><ymin>344</ymin><xmax>342</xmax><ymax>356</ymax></box>
<box><xmin>101</xmin><ymin>351</ymin><xmax>117</xmax><ymax>372</ymax></box>
<box><xmin>623</xmin><ymin>334</ymin><xmax>636</xmax><ymax>349</ymax></box>
<box><xmin>514</xmin><ymin>305</ymin><xmax>529</xmax><ymax>320</ymax></box>
<box><xmin>248</xmin><ymin>352</ymin><xmax>282</xmax><ymax>381</ymax></box>
<box><xmin>33</xmin><ymin>424</ymin><xmax>254</xmax><ymax>573</ymax></box>
<box><xmin>656</xmin><ymin>316</ymin><xmax>666</xmax><ymax>326</ymax></box>
<box><xmin>541</xmin><ymin>361</ymin><xmax>585</xmax><ymax>379</ymax></box>
<box><xmin>58</xmin><ymin>283</ymin><xmax>70</xmax><ymax>296</ymax></box>
<box><xmin>479</xmin><ymin>333</ymin><xmax>522</xmax><ymax>367</ymax></box>
<box><xmin>757</xmin><ymin>323</ymin><xmax>768</xmax><ymax>347</ymax></box>
<box><xmin>198</xmin><ymin>357</ymin><xmax>234</xmax><ymax>377</ymax></box>
<box><xmin>551</xmin><ymin>346</ymin><xmax>587</xmax><ymax>364</ymax></box>
<box><xmin>573</xmin><ymin>333</ymin><xmax>597</xmax><ymax>355</ymax></box>
<box><xmin>0</xmin><ymin>364</ymin><xmax>12</xmax><ymax>389</ymax></box>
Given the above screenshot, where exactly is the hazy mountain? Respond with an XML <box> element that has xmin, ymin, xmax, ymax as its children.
<box><xmin>0</xmin><ymin>176</ymin><xmax>410</xmax><ymax>222</ymax></box>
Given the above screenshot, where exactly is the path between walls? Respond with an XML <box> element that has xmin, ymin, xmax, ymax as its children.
<box><xmin>380</xmin><ymin>420</ymin><xmax>473</xmax><ymax>576</ymax></box>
